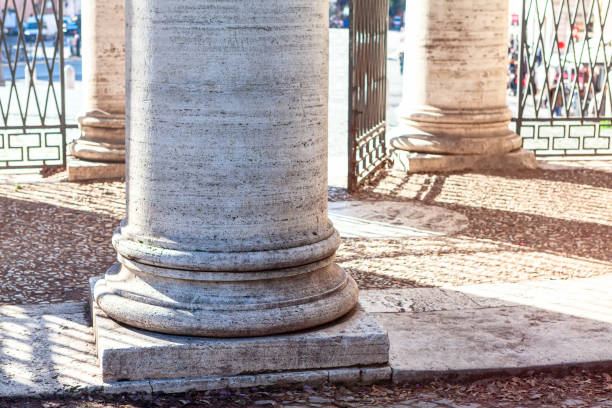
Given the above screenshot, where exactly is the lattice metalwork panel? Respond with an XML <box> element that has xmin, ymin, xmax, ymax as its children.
<box><xmin>0</xmin><ymin>0</ymin><xmax>75</xmax><ymax>168</ymax></box>
<box><xmin>514</xmin><ymin>0</ymin><xmax>612</xmax><ymax>157</ymax></box>
<box><xmin>519</xmin><ymin>121</ymin><xmax>612</xmax><ymax>155</ymax></box>
<box><xmin>0</xmin><ymin>131</ymin><xmax>63</xmax><ymax>166</ymax></box>
<box><xmin>348</xmin><ymin>0</ymin><xmax>389</xmax><ymax>192</ymax></box>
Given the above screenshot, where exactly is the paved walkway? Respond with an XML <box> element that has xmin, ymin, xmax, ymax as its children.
<box><xmin>1</xmin><ymin>275</ymin><xmax>610</xmax><ymax>397</ymax></box>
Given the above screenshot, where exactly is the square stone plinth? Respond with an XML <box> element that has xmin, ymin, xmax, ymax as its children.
<box><xmin>392</xmin><ymin>149</ymin><xmax>538</xmax><ymax>173</ymax></box>
<box><xmin>68</xmin><ymin>157</ymin><xmax>125</xmax><ymax>182</ymax></box>
<box><xmin>90</xmin><ymin>278</ymin><xmax>389</xmax><ymax>382</ymax></box>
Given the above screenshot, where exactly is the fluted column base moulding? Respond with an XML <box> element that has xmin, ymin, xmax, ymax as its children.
<box><xmin>68</xmin><ymin>112</ymin><xmax>126</xmax><ymax>181</ymax></box>
<box><xmin>72</xmin><ymin>111</ymin><xmax>126</xmax><ymax>163</ymax></box>
<box><xmin>94</xmin><ymin>241</ymin><xmax>360</xmax><ymax>337</ymax></box>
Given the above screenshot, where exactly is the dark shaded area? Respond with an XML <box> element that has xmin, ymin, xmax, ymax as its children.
<box><xmin>0</xmin><ymin>195</ymin><xmax>119</xmax><ymax>305</ymax></box>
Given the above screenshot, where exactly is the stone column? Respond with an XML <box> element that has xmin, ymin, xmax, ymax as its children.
<box><xmin>68</xmin><ymin>0</ymin><xmax>125</xmax><ymax>180</ymax></box>
<box><xmin>93</xmin><ymin>0</ymin><xmax>359</xmax><ymax>337</ymax></box>
<box><xmin>391</xmin><ymin>0</ymin><xmax>537</xmax><ymax>172</ymax></box>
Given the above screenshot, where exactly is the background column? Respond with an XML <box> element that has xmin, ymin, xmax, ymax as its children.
<box><xmin>68</xmin><ymin>0</ymin><xmax>125</xmax><ymax>181</ymax></box>
<box><xmin>93</xmin><ymin>0</ymin><xmax>359</xmax><ymax>337</ymax></box>
<box><xmin>391</xmin><ymin>0</ymin><xmax>537</xmax><ymax>172</ymax></box>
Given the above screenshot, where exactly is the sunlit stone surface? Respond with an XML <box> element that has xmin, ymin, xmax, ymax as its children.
<box><xmin>392</xmin><ymin>0</ymin><xmax>537</xmax><ymax>171</ymax></box>
<box><xmin>70</xmin><ymin>0</ymin><xmax>125</xmax><ymax>164</ymax></box>
<box><xmin>93</xmin><ymin>0</ymin><xmax>360</xmax><ymax>337</ymax></box>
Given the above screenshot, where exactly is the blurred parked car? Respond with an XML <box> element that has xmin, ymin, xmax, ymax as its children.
<box><xmin>23</xmin><ymin>15</ymin><xmax>58</xmax><ymax>42</ymax></box>
<box><xmin>329</xmin><ymin>17</ymin><xmax>347</xmax><ymax>28</ymax></box>
<box><xmin>392</xmin><ymin>15</ymin><xmax>403</xmax><ymax>31</ymax></box>
<box><xmin>2</xmin><ymin>9</ymin><xmax>18</xmax><ymax>35</ymax></box>
<box><xmin>63</xmin><ymin>17</ymin><xmax>79</xmax><ymax>36</ymax></box>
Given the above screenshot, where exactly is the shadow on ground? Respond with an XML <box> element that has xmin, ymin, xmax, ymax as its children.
<box><xmin>0</xmin><ymin>195</ymin><xmax>118</xmax><ymax>305</ymax></box>
<box><xmin>339</xmin><ymin>166</ymin><xmax>612</xmax><ymax>288</ymax></box>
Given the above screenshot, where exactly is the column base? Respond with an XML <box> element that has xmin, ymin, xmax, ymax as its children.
<box><xmin>94</xmin><ymin>256</ymin><xmax>360</xmax><ymax>337</ymax></box>
<box><xmin>390</xmin><ymin>131</ymin><xmax>522</xmax><ymax>156</ymax></box>
<box><xmin>71</xmin><ymin>111</ymin><xmax>126</xmax><ymax>163</ymax></box>
<box><xmin>90</xmin><ymin>277</ymin><xmax>389</xmax><ymax>383</ymax></box>
<box><xmin>392</xmin><ymin>149</ymin><xmax>538</xmax><ymax>173</ymax></box>
<box><xmin>67</xmin><ymin>156</ymin><xmax>125</xmax><ymax>182</ymax></box>
<box><xmin>70</xmin><ymin>139</ymin><xmax>126</xmax><ymax>163</ymax></box>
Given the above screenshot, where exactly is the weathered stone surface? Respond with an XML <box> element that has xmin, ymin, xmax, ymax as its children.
<box><xmin>328</xmin><ymin>368</ymin><xmax>361</xmax><ymax>384</ymax></box>
<box><xmin>392</xmin><ymin>149</ymin><xmax>538</xmax><ymax>173</ymax></box>
<box><xmin>360</xmin><ymin>288</ymin><xmax>480</xmax><ymax>314</ymax></box>
<box><xmin>67</xmin><ymin>157</ymin><xmax>124</xmax><ymax>182</ymax></box>
<box><xmin>453</xmin><ymin>275</ymin><xmax>612</xmax><ymax>323</ymax></box>
<box><xmin>146</xmin><ymin>371</ymin><xmax>331</xmax><ymax>395</ymax></box>
<box><xmin>71</xmin><ymin>0</ymin><xmax>125</xmax><ymax>164</ymax></box>
<box><xmin>1</xmin><ymin>277</ymin><xmax>612</xmax><ymax>397</ymax></box>
<box><xmin>92</xmin><ymin>278</ymin><xmax>389</xmax><ymax>382</ymax></box>
<box><xmin>360</xmin><ymin>366</ymin><xmax>393</xmax><ymax>384</ymax></box>
<box><xmin>376</xmin><ymin>276</ymin><xmax>612</xmax><ymax>382</ymax></box>
<box><xmin>328</xmin><ymin>201</ymin><xmax>468</xmax><ymax>239</ymax></box>
<box><xmin>93</xmin><ymin>0</ymin><xmax>361</xmax><ymax>337</ymax></box>
<box><xmin>0</xmin><ymin>302</ymin><xmax>100</xmax><ymax>398</ymax></box>
<box><xmin>393</xmin><ymin>0</ymin><xmax>536</xmax><ymax>170</ymax></box>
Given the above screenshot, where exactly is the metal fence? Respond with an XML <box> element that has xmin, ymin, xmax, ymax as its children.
<box><xmin>514</xmin><ymin>0</ymin><xmax>612</xmax><ymax>157</ymax></box>
<box><xmin>0</xmin><ymin>0</ymin><xmax>76</xmax><ymax>169</ymax></box>
<box><xmin>348</xmin><ymin>0</ymin><xmax>389</xmax><ymax>192</ymax></box>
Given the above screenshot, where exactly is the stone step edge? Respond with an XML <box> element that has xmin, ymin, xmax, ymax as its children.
<box><xmin>34</xmin><ymin>365</ymin><xmax>393</xmax><ymax>398</ymax></box>
<box><xmin>20</xmin><ymin>360</ymin><xmax>612</xmax><ymax>398</ymax></box>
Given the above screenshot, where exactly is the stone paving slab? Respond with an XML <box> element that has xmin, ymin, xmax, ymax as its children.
<box><xmin>67</xmin><ymin>157</ymin><xmax>125</xmax><ymax>182</ymax></box>
<box><xmin>451</xmin><ymin>276</ymin><xmax>612</xmax><ymax>324</ymax></box>
<box><xmin>0</xmin><ymin>275</ymin><xmax>611</xmax><ymax>397</ymax></box>
<box><xmin>377</xmin><ymin>306</ymin><xmax>612</xmax><ymax>384</ymax></box>
<box><xmin>361</xmin><ymin>275</ymin><xmax>612</xmax><ymax>383</ymax></box>
<box><xmin>328</xmin><ymin>201</ymin><xmax>468</xmax><ymax>239</ymax></box>
<box><xmin>359</xmin><ymin>288</ymin><xmax>481</xmax><ymax>313</ymax></box>
<box><xmin>0</xmin><ymin>301</ymin><xmax>98</xmax><ymax>397</ymax></box>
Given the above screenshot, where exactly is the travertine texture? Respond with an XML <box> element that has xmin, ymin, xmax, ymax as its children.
<box><xmin>392</xmin><ymin>149</ymin><xmax>538</xmax><ymax>172</ymax></box>
<box><xmin>67</xmin><ymin>157</ymin><xmax>125</xmax><ymax>182</ymax></box>
<box><xmin>393</xmin><ymin>0</ymin><xmax>536</xmax><ymax>170</ymax></box>
<box><xmin>70</xmin><ymin>0</ymin><xmax>125</xmax><ymax>164</ymax></box>
<box><xmin>92</xmin><ymin>280</ymin><xmax>389</xmax><ymax>383</ymax></box>
<box><xmin>328</xmin><ymin>201</ymin><xmax>468</xmax><ymax>238</ymax></box>
<box><xmin>3</xmin><ymin>276</ymin><xmax>612</xmax><ymax>397</ymax></box>
<box><xmin>94</xmin><ymin>0</ymin><xmax>360</xmax><ymax>337</ymax></box>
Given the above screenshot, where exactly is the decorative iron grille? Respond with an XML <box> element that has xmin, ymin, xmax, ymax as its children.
<box><xmin>348</xmin><ymin>0</ymin><xmax>389</xmax><ymax>192</ymax></box>
<box><xmin>514</xmin><ymin>0</ymin><xmax>612</xmax><ymax>157</ymax></box>
<box><xmin>0</xmin><ymin>0</ymin><xmax>76</xmax><ymax>169</ymax></box>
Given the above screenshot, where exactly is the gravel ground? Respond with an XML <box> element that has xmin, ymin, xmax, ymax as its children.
<box><xmin>0</xmin><ymin>179</ymin><xmax>123</xmax><ymax>305</ymax></box>
<box><xmin>345</xmin><ymin>166</ymin><xmax>612</xmax><ymax>288</ymax></box>
<box><xmin>1</xmin><ymin>164</ymin><xmax>611</xmax><ymax>304</ymax></box>
<box><xmin>0</xmin><ymin>164</ymin><xmax>611</xmax><ymax>406</ymax></box>
<box><xmin>1</xmin><ymin>369</ymin><xmax>611</xmax><ymax>407</ymax></box>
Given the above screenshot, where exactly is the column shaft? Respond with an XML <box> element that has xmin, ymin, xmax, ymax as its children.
<box><xmin>71</xmin><ymin>0</ymin><xmax>125</xmax><ymax>163</ymax></box>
